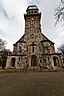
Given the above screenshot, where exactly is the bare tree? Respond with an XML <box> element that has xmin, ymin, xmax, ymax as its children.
<box><xmin>0</xmin><ymin>39</ymin><xmax>11</xmax><ymax>69</ymax></box>
<box><xmin>54</xmin><ymin>0</ymin><xmax>64</xmax><ymax>25</ymax></box>
<box><xmin>0</xmin><ymin>39</ymin><xmax>6</xmax><ymax>51</ymax></box>
<box><xmin>58</xmin><ymin>44</ymin><xmax>64</xmax><ymax>56</ymax></box>
<box><xmin>0</xmin><ymin>49</ymin><xmax>11</xmax><ymax>69</ymax></box>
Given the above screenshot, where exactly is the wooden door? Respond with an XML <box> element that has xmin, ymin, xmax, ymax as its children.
<box><xmin>31</xmin><ymin>55</ymin><xmax>37</xmax><ymax>66</ymax></box>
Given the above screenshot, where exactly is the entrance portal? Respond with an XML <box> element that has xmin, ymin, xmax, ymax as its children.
<box><xmin>53</xmin><ymin>57</ymin><xmax>59</xmax><ymax>66</ymax></box>
<box><xmin>31</xmin><ymin>55</ymin><xmax>37</xmax><ymax>66</ymax></box>
<box><xmin>11</xmin><ymin>58</ymin><xmax>15</xmax><ymax>67</ymax></box>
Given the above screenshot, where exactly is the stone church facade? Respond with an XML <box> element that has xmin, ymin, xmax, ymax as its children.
<box><xmin>6</xmin><ymin>5</ymin><xmax>62</xmax><ymax>69</ymax></box>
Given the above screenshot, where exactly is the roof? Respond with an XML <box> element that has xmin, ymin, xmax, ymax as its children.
<box><xmin>13</xmin><ymin>34</ymin><xmax>25</xmax><ymax>46</ymax></box>
<box><xmin>27</xmin><ymin>5</ymin><xmax>38</xmax><ymax>10</ymax></box>
<box><xmin>41</xmin><ymin>33</ymin><xmax>55</xmax><ymax>44</ymax></box>
<box><xmin>13</xmin><ymin>33</ymin><xmax>54</xmax><ymax>47</ymax></box>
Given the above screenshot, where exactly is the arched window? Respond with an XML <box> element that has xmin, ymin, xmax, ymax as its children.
<box><xmin>31</xmin><ymin>11</ymin><xmax>33</xmax><ymax>13</ymax></box>
<box><xmin>11</xmin><ymin>58</ymin><xmax>15</xmax><ymax>67</ymax></box>
<box><xmin>53</xmin><ymin>57</ymin><xmax>59</xmax><ymax>66</ymax></box>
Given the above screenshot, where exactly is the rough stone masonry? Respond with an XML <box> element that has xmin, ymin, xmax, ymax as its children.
<box><xmin>6</xmin><ymin>5</ymin><xmax>63</xmax><ymax>69</ymax></box>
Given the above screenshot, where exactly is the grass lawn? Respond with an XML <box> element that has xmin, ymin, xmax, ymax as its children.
<box><xmin>0</xmin><ymin>72</ymin><xmax>64</xmax><ymax>96</ymax></box>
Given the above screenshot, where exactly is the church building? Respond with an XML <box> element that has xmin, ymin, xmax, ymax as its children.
<box><xmin>6</xmin><ymin>5</ymin><xmax>62</xmax><ymax>69</ymax></box>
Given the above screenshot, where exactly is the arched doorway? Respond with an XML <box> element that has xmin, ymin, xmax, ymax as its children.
<box><xmin>53</xmin><ymin>57</ymin><xmax>59</xmax><ymax>66</ymax></box>
<box><xmin>11</xmin><ymin>58</ymin><xmax>15</xmax><ymax>67</ymax></box>
<box><xmin>31</xmin><ymin>55</ymin><xmax>37</xmax><ymax>66</ymax></box>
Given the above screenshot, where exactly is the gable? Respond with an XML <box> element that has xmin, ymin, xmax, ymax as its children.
<box><xmin>13</xmin><ymin>34</ymin><xmax>25</xmax><ymax>46</ymax></box>
<box><xmin>41</xmin><ymin>33</ymin><xmax>55</xmax><ymax>44</ymax></box>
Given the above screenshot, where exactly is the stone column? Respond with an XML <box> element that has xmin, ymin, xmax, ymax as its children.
<box><xmin>6</xmin><ymin>56</ymin><xmax>11</xmax><ymax>69</ymax></box>
<box><xmin>15</xmin><ymin>56</ymin><xmax>18</xmax><ymax>69</ymax></box>
<box><xmin>51</xmin><ymin>56</ymin><xmax>54</xmax><ymax>68</ymax></box>
<box><xmin>29</xmin><ymin>57</ymin><xmax>31</xmax><ymax>68</ymax></box>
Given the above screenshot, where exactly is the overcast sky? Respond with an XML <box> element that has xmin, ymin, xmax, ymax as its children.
<box><xmin>0</xmin><ymin>0</ymin><xmax>64</xmax><ymax>51</ymax></box>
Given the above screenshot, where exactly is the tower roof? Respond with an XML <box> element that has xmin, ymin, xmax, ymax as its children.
<box><xmin>26</xmin><ymin>5</ymin><xmax>39</xmax><ymax>15</ymax></box>
<box><xmin>27</xmin><ymin>5</ymin><xmax>38</xmax><ymax>10</ymax></box>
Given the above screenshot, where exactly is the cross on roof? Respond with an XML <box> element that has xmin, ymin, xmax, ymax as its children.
<box><xmin>30</xmin><ymin>42</ymin><xmax>36</xmax><ymax>52</ymax></box>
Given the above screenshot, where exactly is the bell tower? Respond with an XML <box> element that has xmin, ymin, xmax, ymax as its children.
<box><xmin>24</xmin><ymin>5</ymin><xmax>41</xmax><ymax>35</ymax></box>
